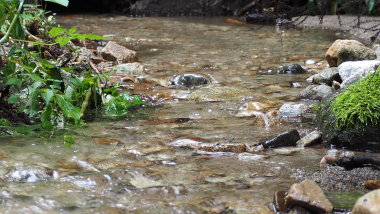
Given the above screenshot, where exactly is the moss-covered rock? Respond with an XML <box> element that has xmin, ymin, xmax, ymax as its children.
<box><xmin>316</xmin><ymin>71</ymin><xmax>380</xmax><ymax>152</ymax></box>
<box><xmin>337</xmin><ymin>45</ymin><xmax>377</xmax><ymax>66</ymax></box>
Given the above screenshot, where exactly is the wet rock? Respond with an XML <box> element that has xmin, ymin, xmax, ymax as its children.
<box><xmin>245</xmin><ymin>143</ymin><xmax>265</xmax><ymax>153</ymax></box>
<box><xmin>166</xmin><ymin>139</ymin><xmax>201</xmax><ymax>149</ymax></box>
<box><xmin>4</xmin><ymin>167</ymin><xmax>52</xmax><ymax>182</ymax></box>
<box><xmin>237</xmin><ymin>153</ymin><xmax>268</xmax><ymax>161</ymax></box>
<box><xmin>337</xmin><ymin>45</ymin><xmax>377</xmax><ymax>66</ymax></box>
<box><xmin>239</xmin><ymin>101</ymin><xmax>268</xmax><ymax>111</ymax></box>
<box><xmin>289</xmin><ymin>206</ymin><xmax>312</xmax><ymax>214</ymax></box>
<box><xmin>365</xmin><ymin>180</ymin><xmax>380</xmax><ymax>190</ymax></box>
<box><xmin>263</xmin><ymin>129</ymin><xmax>300</xmax><ymax>148</ymax></box>
<box><xmin>352</xmin><ymin>189</ymin><xmax>380</xmax><ymax>214</ymax></box>
<box><xmin>338</xmin><ymin>60</ymin><xmax>380</xmax><ymax>88</ymax></box>
<box><xmin>188</xmin><ymin>86</ymin><xmax>251</xmax><ymax>101</ymax></box>
<box><xmin>230</xmin><ymin>203</ymin><xmax>272</xmax><ymax>214</ymax></box>
<box><xmin>373</xmin><ymin>44</ymin><xmax>380</xmax><ymax>59</ymax></box>
<box><xmin>109</xmin><ymin>62</ymin><xmax>145</xmax><ymax>76</ymax></box>
<box><xmin>311</xmin><ymin>67</ymin><xmax>341</xmax><ymax>86</ymax></box>
<box><xmin>285</xmin><ymin>179</ymin><xmax>333</xmax><ymax>214</ymax></box>
<box><xmin>101</xmin><ymin>41</ymin><xmax>138</xmax><ymax>63</ymax></box>
<box><xmin>278</xmin><ymin>103</ymin><xmax>308</xmax><ymax>117</ymax></box>
<box><xmin>274</xmin><ymin>190</ymin><xmax>287</xmax><ymax>213</ymax></box>
<box><xmin>273</xmin><ymin>148</ymin><xmax>302</xmax><ymax>155</ymax></box>
<box><xmin>297</xmin><ymin>130</ymin><xmax>322</xmax><ymax>147</ymax></box>
<box><xmin>326</xmin><ymin>39</ymin><xmax>365</xmax><ymax>67</ymax></box>
<box><xmin>275</xmin><ymin>64</ymin><xmax>307</xmax><ymax>74</ymax></box>
<box><xmin>197</xmin><ymin>142</ymin><xmax>246</xmax><ymax>153</ymax></box>
<box><xmin>173</xmin><ymin>74</ymin><xmax>209</xmax><ymax>88</ymax></box>
<box><xmin>299</xmin><ymin>85</ymin><xmax>333</xmax><ymax>101</ymax></box>
<box><xmin>332</xmin><ymin>80</ymin><xmax>341</xmax><ymax>89</ymax></box>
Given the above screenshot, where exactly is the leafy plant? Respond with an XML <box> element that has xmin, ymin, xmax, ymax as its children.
<box><xmin>330</xmin><ymin>68</ymin><xmax>380</xmax><ymax>130</ymax></box>
<box><xmin>104</xmin><ymin>92</ymin><xmax>146</xmax><ymax>117</ymax></box>
<box><xmin>49</xmin><ymin>27</ymin><xmax>107</xmax><ymax>47</ymax></box>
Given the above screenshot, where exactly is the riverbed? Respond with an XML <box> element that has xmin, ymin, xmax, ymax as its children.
<box><xmin>0</xmin><ymin>15</ymin><xmax>378</xmax><ymax>213</ymax></box>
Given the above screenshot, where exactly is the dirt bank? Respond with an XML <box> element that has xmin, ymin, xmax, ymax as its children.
<box><xmin>293</xmin><ymin>15</ymin><xmax>380</xmax><ymax>43</ymax></box>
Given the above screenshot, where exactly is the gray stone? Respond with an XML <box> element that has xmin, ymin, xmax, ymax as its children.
<box><xmin>278</xmin><ymin>103</ymin><xmax>308</xmax><ymax>117</ymax></box>
<box><xmin>173</xmin><ymin>74</ymin><xmax>209</xmax><ymax>88</ymax></box>
<box><xmin>263</xmin><ymin>129</ymin><xmax>300</xmax><ymax>148</ymax></box>
<box><xmin>109</xmin><ymin>62</ymin><xmax>145</xmax><ymax>76</ymax></box>
<box><xmin>188</xmin><ymin>86</ymin><xmax>251</xmax><ymax>101</ymax></box>
<box><xmin>352</xmin><ymin>189</ymin><xmax>380</xmax><ymax>214</ymax></box>
<box><xmin>289</xmin><ymin>206</ymin><xmax>312</xmax><ymax>214</ymax></box>
<box><xmin>337</xmin><ymin>45</ymin><xmax>377</xmax><ymax>66</ymax></box>
<box><xmin>285</xmin><ymin>179</ymin><xmax>333</xmax><ymax>214</ymax></box>
<box><xmin>299</xmin><ymin>85</ymin><xmax>333</xmax><ymax>101</ymax></box>
<box><xmin>275</xmin><ymin>64</ymin><xmax>308</xmax><ymax>74</ymax></box>
<box><xmin>101</xmin><ymin>41</ymin><xmax>138</xmax><ymax>63</ymax></box>
<box><xmin>311</xmin><ymin>67</ymin><xmax>341</xmax><ymax>86</ymax></box>
<box><xmin>297</xmin><ymin>130</ymin><xmax>322</xmax><ymax>147</ymax></box>
<box><xmin>338</xmin><ymin>60</ymin><xmax>380</xmax><ymax>88</ymax></box>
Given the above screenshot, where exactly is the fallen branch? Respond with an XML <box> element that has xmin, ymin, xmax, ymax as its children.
<box><xmin>236</xmin><ymin>0</ymin><xmax>257</xmax><ymax>17</ymax></box>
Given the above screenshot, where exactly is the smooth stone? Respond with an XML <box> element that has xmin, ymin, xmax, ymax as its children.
<box><xmin>311</xmin><ymin>67</ymin><xmax>341</xmax><ymax>86</ymax></box>
<box><xmin>273</xmin><ymin>148</ymin><xmax>302</xmax><ymax>155</ymax></box>
<box><xmin>285</xmin><ymin>179</ymin><xmax>333</xmax><ymax>214</ymax></box>
<box><xmin>274</xmin><ymin>190</ymin><xmax>287</xmax><ymax>213</ymax></box>
<box><xmin>299</xmin><ymin>85</ymin><xmax>333</xmax><ymax>101</ymax></box>
<box><xmin>278</xmin><ymin>103</ymin><xmax>308</xmax><ymax>117</ymax></box>
<box><xmin>352</xmin><ymin>189</ymin><xmax>380</xmax><ymax>214</ymax></box>
<box><xmin>173</xmin><ymin>74</ymin><xmax>209</xmax><ymax>88</ymax></box>
<box><xmin>289</xmin><ymin>206</ymin><xmax>312</xmax><ymax>214</ymax></box>
<box><xmin>325</xmin><ymin>39</ymin><xmax>365</xmax><ymax>67</ymax></box>
<box><xmin>263</xmin><ymin>129</ymin><xmax>300</xmax><ymax>148</ymax></box>
<box><xmin>188</xmin><ymin>86</ymin><xmax>251</xmax><ymax>101</ymax></box>
<box><xmin>297</xmin><ymin>130</ymin><xmax>322</xmax><ymax>147</ymax></box>
<box><xmin>101</xmin><ymin>41</ymin><xmax>138</xmax><ymax>63</ymax></box>
<box><xmin>365</xmin><ymin>180</ymin><xmax>380</xmax><ymax>190</ymax></box>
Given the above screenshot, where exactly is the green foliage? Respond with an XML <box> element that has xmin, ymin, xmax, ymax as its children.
<box><xmin>61</xmin><ymin>135</ymin><xmax>75</xmax><ymax>147</ymax></box>
<box><xmin>0</xmin><ymin>0</ymin><xmax>146</xmax><ymax>136</ymax></box>
<box><xmin>104</xmin><ymin>92</ymin><xmax>146</xmax><ymax>117</ymax></box>
<box><xmin>330</xmin><ymin>68</ymin><xmax>380</xmax><ymax>130</ymax></box>
<box><xmin>45</xmin><ymin>0</ymin><xmax>69</xmax><ymax>7</ymax></box>
<box><xmin>49</xmin><ymin>27</ymin><xmax>107</xmax><ymax>47</ymax></box>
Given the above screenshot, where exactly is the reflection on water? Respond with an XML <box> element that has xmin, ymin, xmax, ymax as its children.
<box><xmin>0</xmin><ymin>15</ymin><xmax>367</xmax><ymax>213</ymax></box>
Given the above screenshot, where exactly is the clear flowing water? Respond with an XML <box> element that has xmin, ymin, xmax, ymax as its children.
<box><xmin>0</xmin><ymin>15</ymin><xmax>374</xmax><ymax>213</ymax></box>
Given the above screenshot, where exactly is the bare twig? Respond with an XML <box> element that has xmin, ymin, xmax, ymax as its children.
<box><xmin>236</xmin><ymin>0</ymin><xmax>257</xmax><ymax>17</ymax></box>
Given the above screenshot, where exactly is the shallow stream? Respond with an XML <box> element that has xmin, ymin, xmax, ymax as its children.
<box><xmin>0</xmin><ymin>15</ymin><xmax>377</xmax><ymax>213</ymax></box>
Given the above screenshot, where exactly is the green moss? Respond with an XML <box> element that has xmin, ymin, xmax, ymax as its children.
<box><xmin>330</xmin><ymin>69</ymin><xmax>380</xmax><ymax>130</ymax></box>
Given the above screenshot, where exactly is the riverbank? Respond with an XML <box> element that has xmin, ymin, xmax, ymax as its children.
<box><xmin>293</xmin><ymin>15</ymin><xmax>380</xmax><ymax>44</ymax></box>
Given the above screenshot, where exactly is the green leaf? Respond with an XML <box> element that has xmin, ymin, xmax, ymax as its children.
<box><xmin>72</xmin><ymin>33</ymin><xmax>107</xmax><ymax>41</ymax></box>
<box><xmin>49</xmin><ymin>27</ymin><xmax>69</xmax><ymax>37</ymax></box>
<box><xmin>27</xmin><ymin>87</ymin><xmax>40</xmax><ymax>118</ymax></box>
<box><xmin>2</xmin><ymin>60</ymin><xmax>16</xmax><ymax>76</ymax></box>
<box><xmin>61</xmin><ymin>135</ymin><xmax>75</xmax><ymax>147</ymax></box>
<box><xmin>11</xmin><ymin>16</ymin><xmax>25</xmax><ymax>40</ymax></box>
<box><xmin>69</xmin><ymin>77</ymin><xmax>84</xmax><ymax>89</ymax></box>
<box><xmin>55</xmin><ymin>94</ymin><xmax>81</xmax><ymax>124</ymax></box>
<box><xmin>104</xmin><ymin>88</ymin><xmax>119</xmax><ymax>96</ymax></box>
<box><xmin>41</xmin><ymin>89</ymin><xmax>54</xmax><ymax>105</ymax></box>
<box><xmin>69</xmin><ymin>28</ymin><xmax>76</xmax><ymax>33</ymax></box>
<box><xmin>5</xmin><ymin>77</ymin><xmax>22</xmax><ymax>87</ymax></box>
<box><xmin>18</xmin><ymin>105</ymin><xmax>25</xmax><ymax>113</ymax></box>
<box><xmin>0</xmin><ymin>5</ymin><xmax>6</xmax><ymax>30</ymax></box>
<box><xmin>65</xmin><ymin>85</ymin><xmax>74</xmax><ymax>98</ymax></box>
<box><xmin>368</xmin><ymin>0</ymin><xmax>375</xmax><ymax>13</ymax></box>
<box><xmin>45</xmin><ymin>0</ymin><xmax>69</xmax><ymax>7</ymax></box>
<box><xmin>122</xmin><ymin>92</ymin><xmax>131</xmax><ymax>101</ymax></box>
<box><xmin>83</xmin><ymin>77</ymin><xmax>95</xmax><ymax>89</ymax></box>
<box><xmin>8</xmin><ymin>95</ymin><xmax>20</xmax><ymax>104</ymax></box>
<box><xmin>25</xmin><ymin>73</ymin><xmax>45</xmax><ymax>84</ymax></box>
<box><xmin>133</xmin><ymin>95</ymin><xmax>146</xmax><ymax>105</ymax></box>
<box><xmin>56</xmin><ymin>36</ymin><xmax>72</xmax><ymax>47</ymax></box>
<box><xmin>41</xmin><ymin>103</ymin><xmax>53</xmax><ymax>130</ymax></box>
<box><xmin>37</xmin><ymin>58</ymin><xmax>56</xmax><ymax>69</ymax></box>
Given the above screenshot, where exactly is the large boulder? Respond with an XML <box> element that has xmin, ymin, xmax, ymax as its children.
<box><xmin>316</xmin><ymin>83</ymin><xmax>380</xmax><ymax>152</ymax></box>
<box><xmin>337</xmin><ymin>45</ymin><xmax>377</xmax><ymax>66</ymax></box>
<box><xmin>325</xmin><ymin>39</ymin><xmax>365</xmax><ymax>67</ymax></box>
<box><xmin>338</xmin><ymin>60</ymin><xmax>380</xmax><ymax>88</ymax></box>
<box><xmin>352</xmin><ymin>189</ymin><xmax>380</xmax><ymax>214</ymax></box>
<box><xmin>285</xmin><ymin>179</ymin><xmax>333</xmax><ymax>214</ymax></box>
<box><xmin>101</xmin><ymin>41</ymin><xmax>138</xmax><ymax>63</ymax></box>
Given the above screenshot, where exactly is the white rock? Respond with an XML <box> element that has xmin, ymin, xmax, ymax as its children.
<box><xmin>338</xmin><ymin>60</ymin><xmax>380</xmax><ymax>88</ymax></box>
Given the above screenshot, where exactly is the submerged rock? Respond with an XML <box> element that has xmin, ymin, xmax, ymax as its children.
<box><xmin>101</xmin><ymin>41</ymin><xmax>138</xmax><ymax>63</ymax></box>
<box><xmin>337</xmin><ymin>45</ymin><xmax>377</xmax><ymax>66</ymax></box>
<box><xmin>4</xmin><ymin>167</ymin><xmax>52</xmax><ymax>182</ymax></box>
<box><xmin>299</xmin><ymin>85</ymin><xmax>333</xmax><ymax>101</ymax></box>
<box><xmin>109</xmin><ymin>62</ymin><xmax>145</xmax><ymax>76</ymax></box>
<box><xmin>285</xmin><ymin>179</ymin><xmax>333</xmax><ymax>214</ymax></box>
<box><xmin>325</xmin><ymin>39</ymin><xmax>365</xmax><ymax>67</ymax></box>
<box><xmin>188</xmin><ymin>86</ymin><xmax>251</xmax><ymax>101</ymax></box>
<box><xmin>263</xmin><ymin>129</ymin><xmax>300</xmax><ymax>148</ymax></box>
<box><xmin>352</xmin><ymin>189</ymin><xmax>380</xmax><ymax>214</ymax></box>
<box><xmin>275</xmin><ymin>64</ymin><xmax>307</xmax><ymax>74</ymax></box>
<box><xmin>197</xmin><ymin>142</ymin><xmax>246</xmax><ymax>153</ymax></box>
<box><xmin>173</xmin><ymin>74</ymin><xmax>209</xmax><ymax>88</ymax></box>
